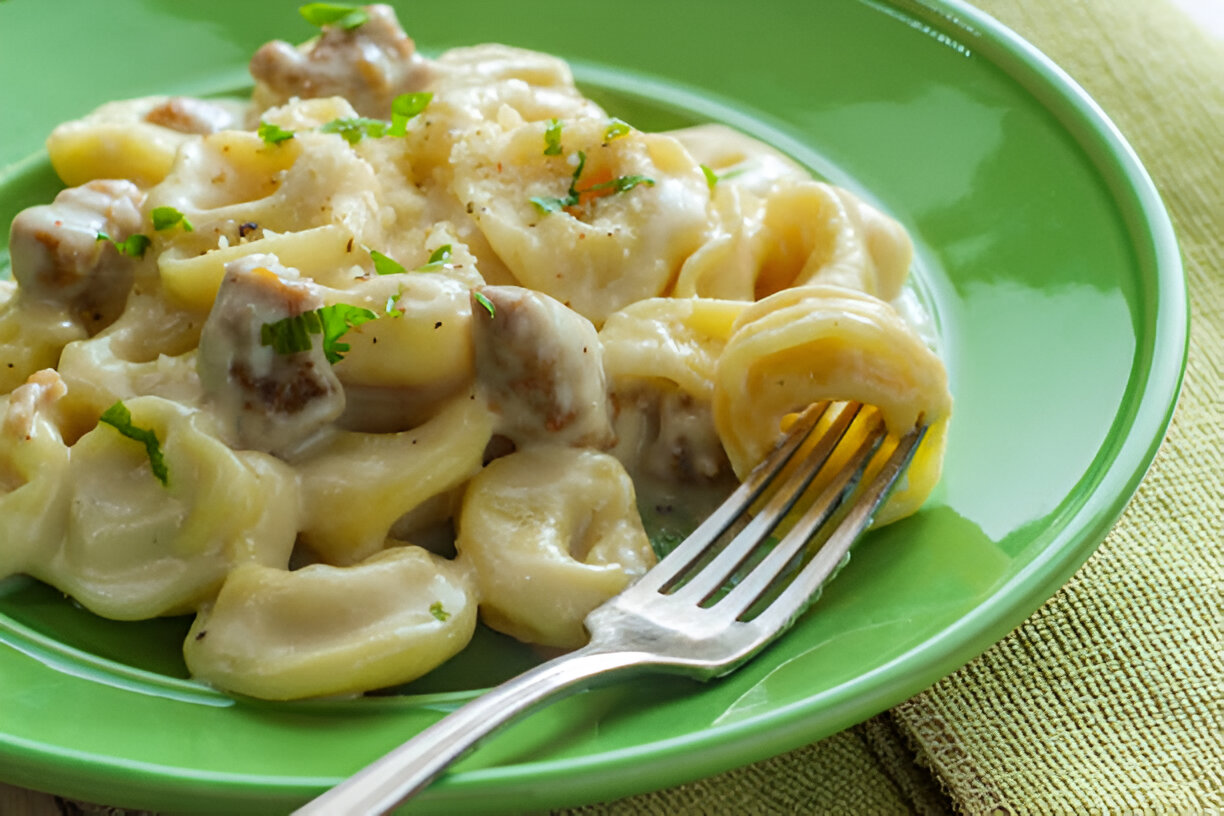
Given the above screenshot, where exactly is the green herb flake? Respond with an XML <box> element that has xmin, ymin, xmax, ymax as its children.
<box><xmin>96</xmin><ymin>232</ymin><xmax>152</xmax><ymax>258</ymax></box>
<box><xmin>416</xmin><ymin>244</ymin><xmax>453</xmax><ymax>272</ymax></box>
<box><xmin>320</xmin><ymin>117</ymin><xmax>389</xmax><ymax>144</ymax></box>
<box><xmin>316</xmin><ymin>303</ymin><xmax>378</xmax><ymax>363</ymax></box>
<box><xmin>529</xmin><ymin>151</ymin><xmax>654</xmax><ymax>214</ymax></box>
<box><xmin>299</xmin><ymin>2</ymin><xmax>368</xmax><ymax>30</ymax></box>
<box><xmin>385</xmin><ymin>292</ymin><xmax>403</xmax><ymax>318</ymax></box>
<box><xmin>429</xmin><ymin>601</ymin><xmax>450</xmax><ymax>622</ymax></box>
<box><xmin>258</xmin><ymin>121</ymin><xmax>296</xmax><ymax>145</ymax></box>
<box><xmin>569</xmin><ymin>150</ymin><xmax>588</xmax><ymax>193</ymax></box>
<box><xmin>543</xmin><ymin>118</ymin><xmax>563</xmax><ymax>156</ymax></box>
<box><xmin>260</xmin><ymin>310</ymin><xmax>320</xmax><ymax>356</ymax></box>
<box><xmin>529</xmin><ymin>195</ymin><xmax>566</xmax><ymax>215</ymax></box>
<box><xmin>472</xmin><ymin>290</ymin><xmax>495</xmax><ymax>318</ymax></box>
<box><xmin>389</xmin><ymin>92</ymin><xmax>432</xmax><ymax>137</ymax></box>
<box><xmin>369</xmin><ymin>249</ymin><xmax>406</xmax><ymax>276</ymax></box>
<box><xmin>98</xmin><ymin>401</ymin><xmax>169</xmax><ymax>486</ymax></box>
<box><xmin>260</xmin><ymin>303</ymin><xmax>378</xmax><ymax>364</ymax></box>
<box><xmin>586</xmin><ymin>174</ymin><xmax>655</xmax><ymax>195</ymax></box>
<box><xmin>604</xmin><ymin>118</ymin><xmax>631</xmax><ymax>141</ymax></box>
<box><xmin>151</xmin><ymin>206</ymin><xmax>193</xmax><ymax>233</ymax></box>
<box><xmin>529</xmin><ymin>150</ymin><xmax>587</xmax><ymax>214</ymax></box>
<box><xmin>700</xmin><ymin>163</ymin><xmax>719</xmax><ymax>191</ymax></box>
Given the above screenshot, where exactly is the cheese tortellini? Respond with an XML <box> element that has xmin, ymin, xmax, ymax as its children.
<box><xmin>456</xmin><ymin>446</ymin><xmax>655</xmax><ymax>648</ymax></box>
<box><xmin>185</xmin><ymin>547</ymin><xmax>479</xmax><ymax>700</ymax></box>
<box><xmin>0</xmin><ymin>4</ymin><xmax>950</xmax><ymax>699</ymax></box>
<box><xmin>49</xmin><ymin>396</ymin><xmax>299</xmax><ymax>620</ymax></box>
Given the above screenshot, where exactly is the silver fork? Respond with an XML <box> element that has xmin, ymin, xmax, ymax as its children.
<box><xmin>294</xmin><ymin>401</ymin><xmax>928</xmax><ymax>816</ymax></box>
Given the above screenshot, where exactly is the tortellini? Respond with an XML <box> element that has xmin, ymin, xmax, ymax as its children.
<box><xmin>46</xmin><ymin>96</ymin><xmax>244</xmax><ymax>188</ymax></box>
<box><xmin>713</xmin><ymin>285</ymin><xmax>951</xmax><ymax>524</ymax></box>
<box><xmin>327</xmin><ymin>271</ymin><xmax>477</xmax><ymax>431</ymax></box>
<box><xmin>36</xmin><ymin>396</ymin><xmax>299</xmax><ymax>620</ymax></box>
<box><xmin>150</xmin><ymin>123</ymin><xmax>387</xmax><ymax>249</ymax></box>
<box><xmin>185</xmin><ymin>547</ymin><xmax>478</xmax><ymax>700</ymax></box>
<box><xmin>0</xmin><ymin>4</ymin><xmax>952</xmax><ymax>700</ymax></box>
<box><xmin>456</xmin><ymin>447</ymin><xmax>656</xmax><ymax>648</ymax></box>
<box><xmin>0</xmin><ymin>288</ymin><xmax>85</xmax><ymax>395</ymax></box>
<box><xmin>0</xmin><ymin>371</ymin><xmax>73</xmax><ymax>577</ymax></box>
<box><xmin>53</xmin><ymin>291</ymin><xmax>204</xmax><ymax>432</ymax></box>
<box><xmin>451</xmin><ymin>116</ymin><xmax>711</xmax><ymax>325</ymax></box>
<box><xmin>676</xmin><ymin>178</ymin><xmax>914</xmax><ymax>302</ymax></box>
<box><xmin>296</xmin><ymin>391</ymin><xmax>492</xmax><ymax>565</ymax></box>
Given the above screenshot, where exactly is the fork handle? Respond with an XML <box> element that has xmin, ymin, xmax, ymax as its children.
<box><xmin>292</xmin><ymin>645</ymin><xmax>647</xmax><ymax>815</ymax></box>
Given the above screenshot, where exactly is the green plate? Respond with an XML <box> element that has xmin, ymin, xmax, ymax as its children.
<box><xmin>0</xmin><ymin>1</ymin><xmax>1187</xmax><ymax>813</ymax></box>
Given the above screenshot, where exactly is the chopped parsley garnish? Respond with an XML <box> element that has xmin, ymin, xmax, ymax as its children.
<box><xmin>96</xmin><ymin>232</ymin><xmax>151</xmax><ymax>258</ymax></box>
<box><xmin>700</xmin><ymin>164</ymin><xmax>745</xmax><ymax>190</ymax></box>
<box><xmin>98</xmin><ymin>401</ymin><xmax>169</xmax><ymax>486</ymax></box>
<box><xmin>258</xmin><ymin>121</ymin><xmax>296</xmax><ymax>145</ymax></box>
<box><xmin>260</xmin><ymin>312</ymin><xmax>315</xmax><ymax>356</ymax></box>
<box><xmin>416</xmin><ymin>244</ymin><xmax>452</xmax><ymax>271</ymax></box>
<box><xmin>429</xmin><ymin>601</ymin><xmax>450</xmax><ymax>622</ymax></box>
<box><xmin>260</xmin><ymin>303</ymin><xmax>379</xmax><ymax>364</ymax></box>
<box><xmin>389</xmin><ymin>92</ymin><xmax>432</xmax><ymax>136</ymax></box>
<box><xmin>151</xmin><ymin>206</ymin><xmax>193</xmax><ymax>233</ymax></box>
<box><xmin>385</xmin><ymin>292</ymin><xmax>403</xmax><ymax>317</ymax></box>
<box><xmin>322</xmin><ymin>97</ymin><xmax>424</xmax><ymax>144</ymax></box>
<box><xmin>543</xmin><ymin>118</ymin><xmax>563</xmax><ymax>156</ymax></box>
<box><xmin>299</xmin><ymin>2</ymin><xmax>368</xmax><ymax>30</ymax></box>
<box><xmin>529</xmin><ymin>150</ymin><xmax>654</xmax><ymax>215</ymax></box>
<box><xmin>604</xmin><ymin>118</ymin><xmax>631</xmax><ymax>141</ymax></box>
<box><xmin>530</xmin><ymin>150</ymin><xmax>588</xmax><ymax>213</ymax></box>
<box><xmin>472</xmin><ymin>290</ymin><xmax>495</xmax><ymax>318</ymax></box>
<box><xmin>528</xmin><ymin>196</ymin><xmax>567</xmax><ymax>215</ymax></box>
<box><xmin>315</xmin><ymin>304</ymin><xmax>377</xmax><ymax>363</ymax></box>
<box><xmin>585</xmin><ymin>174</ymin><xmax>654</xmax><ymax>195</ymax></box>
<box><xmin>321</xmin><ymin>117</ymin><xmax>389</xmax><ymax>144</ymax></box>
<box><xmin>370</xmin><ymin>249</ymin><xmax>406</xmax><ymax>276</ymax></box>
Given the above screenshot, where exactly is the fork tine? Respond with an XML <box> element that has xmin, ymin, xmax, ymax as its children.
<box><xmin>631</xmin><ymin>401</ymin><xmax>835</xmax><ymax>595</ymax></box>
<box><xmin>711</xmin><ymin>413</ymin><xmax>888</xmax><ymax>619</ymax></box>
<box><xmin>746</xmin><ymin>422</ymin><xmax>929</xmax><ymax>639</ymax></box>
<box><xmin>666</xmin><ymin>402</ymin><xmax>868</xmax><ymax>604</ymax></box>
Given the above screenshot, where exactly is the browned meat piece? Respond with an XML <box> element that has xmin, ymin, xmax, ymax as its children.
<box><xmin>1</xmin><ymin>369</ymin><xmax>67</xmax><ymax>443</ymax></box>
<box><xmin>7</xmin><ymin>180</ymin><xmax>145</xmax><ymax>333</ymax></box>
<box><xmin>249</xmin><ymin>4</ymin><xmax>432</xmax><ymax>120</ymax></box>
<box><xmin>197</xmin><ymin>254</ymin><xmax>345</xmax><ymax>455</ymax></box>
<box><xmin>471</xmin><ymin>285</ymin><xmax>613</xmax><ymax>449</ymax></box>
<box><xmin>144</xmin><ymin>97</ymin><xmax>239</xmax><ymax>134</ymax></box>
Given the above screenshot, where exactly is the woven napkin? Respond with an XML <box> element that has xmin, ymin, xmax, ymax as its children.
<box><xmin>562</xmin><ymin>0</ymin><xmax>1223</xmax><ymax>813</ymax></box>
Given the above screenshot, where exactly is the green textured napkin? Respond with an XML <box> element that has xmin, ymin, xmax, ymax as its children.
<box><xmin>561</xmin><ymin>0</ymin><xmax>1222</xmax><ymax>812</ymax></box>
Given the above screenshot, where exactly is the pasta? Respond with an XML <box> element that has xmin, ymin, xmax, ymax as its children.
<box><xmin>456</xmin><ymin>446</ymin><xmax>655</xmax><ymax>649</ymax></box>
<box><xmin>0</xmin><ymin>4</ymin><xmax>951</xmax><ymax>699</ymax></box>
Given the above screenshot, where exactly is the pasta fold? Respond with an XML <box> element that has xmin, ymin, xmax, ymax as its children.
<box><xmin>297</xmin><ymin>391</ymin><xmax>493</xmax><ymax>565</ymax></box>
<box><xmin>456</xmin><ymin>446</ymin><xmax>656</xmax><ymax>648</ymax></box>
<box><xmin>713</xmin><ymin>284</ymin><xmax>951</xmax><ymax>523</ymax></box>
<box><xmin>184</xmin><ymin>546</ymin><xmax>478</xmax><ymax>700</ymax></box>
<box><xmin>35</xmin><ymin>396</ymin><xmax>298</xmax><ymax>620</ymax></box>
<box><xmin>0</xmin><ymin>371</ymin><xmax>73</xmax><ymax>577</ymax></box>
<box><xmin>451</xmin><ymin>117</ymin><xmax>711</xmax><ymax>324</ymax></box>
